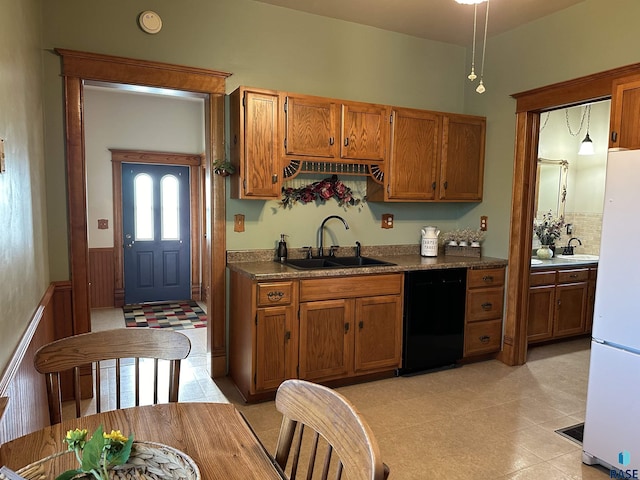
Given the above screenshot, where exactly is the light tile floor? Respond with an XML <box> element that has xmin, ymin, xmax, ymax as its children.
<box><xmin>89</xmin><ymin>307</ymin><xmax>610</xmax><ymax>479</ymax></box>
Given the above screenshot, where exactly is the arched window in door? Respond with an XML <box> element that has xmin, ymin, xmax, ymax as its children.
<box><xmin>134</xmin><ymin>173</ymin><xmax>154</xmax><ymax>241</ymax></box>
<box><xmin>161</xmin><ymin>174</ymin><xmax>180</xmax><ymax>241</ymax></box>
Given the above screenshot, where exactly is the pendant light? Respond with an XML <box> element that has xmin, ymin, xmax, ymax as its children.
<box><xmin>456</xmin><ymin>0</ymin><xmax>489</xmax><ymax>94</ymax></box>
<box><xmin>578</xmin><ymin>105</ymin><xmax>595</xmax><ymax>155</ymax></box>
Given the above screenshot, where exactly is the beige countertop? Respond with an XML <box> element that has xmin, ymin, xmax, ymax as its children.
<box><xmin>227</xmin><ymin>250</ymin><xmax>508</xmax><ymax>281</ymax></box>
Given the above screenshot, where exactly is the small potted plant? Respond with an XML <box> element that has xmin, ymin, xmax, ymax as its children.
<box><xmin>469</xmin><ymin>229</ymin><xmax>485</xmax><ymax>247</ymax></box>
<box><xmin>212</xmin><ymin>159</ymin><xmax>235</xmax><ymax>177</ymax></box>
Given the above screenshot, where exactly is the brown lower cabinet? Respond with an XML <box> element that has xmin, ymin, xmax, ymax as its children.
<box><xmin>464</xmin><ymin>267</ymin><xmax>506</xmax><ymax>357</ymax></box>
<box><xmin>229</xmin><ymin>271</ymin><xmax>403</xmax><ymax>402</ymax></box>
<box><xmin>527</xmin><ymin>265</ymin><xmax>597</xmax><ymax>344</ymax></box>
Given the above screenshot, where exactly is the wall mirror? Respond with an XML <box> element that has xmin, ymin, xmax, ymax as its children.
<box><xmin>535</xmin><ymin>158</ymin><xmax>568</xmax><ymax>219</ymax></box>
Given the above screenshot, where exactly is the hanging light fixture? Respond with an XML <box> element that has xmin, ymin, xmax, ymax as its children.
<box><xmin>456</xmin><ymin>0</ymin><xmax>489</xmax><ymax>94</ymax></box>
<box><xmin>578</xmin><ymin>105</ymin><xmax>595</xmax><ymax>155</ymax></box>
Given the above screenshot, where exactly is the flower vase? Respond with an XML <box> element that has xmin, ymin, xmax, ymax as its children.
<box><xmin>537</xmin><ymin>245</ymin><xmax>554</xmax><ymax>259</ymax></box>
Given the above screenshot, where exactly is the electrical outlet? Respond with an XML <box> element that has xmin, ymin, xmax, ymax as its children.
<box><xmin>97</xmin><ymin>219</ymin><xmax>109</xmax><ymax>230</ymax></box>
<box><xmin>234</xmin><ymin>214</ymin><xmax>245</xmax><ymax>232</ymax></box>
<box><xmin>382</xmin><ymin>213</ymin><xmax>394</xmax><ymax>229</ymax></box>
<box><xmin>480</xmin><ymin>215</ymin><xmax>488</xmax><ymax>231</ymax></box>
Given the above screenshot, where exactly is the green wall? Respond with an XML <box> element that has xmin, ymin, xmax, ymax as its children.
<box><xmin>40</xmin><ymin>0</ymin><xmax>470</xmax><ymax>279</ymax></box>
<box><xmin>40</xmin><ymin>0</ymin><xmax>640</xmax><ymax>277</ymax></box>
<box><xmin>0</xmin><ymin>0</ymin><xmax>48</xmax><ymax>373</ymax></box>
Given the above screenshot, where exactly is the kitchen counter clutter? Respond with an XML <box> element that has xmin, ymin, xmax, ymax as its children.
<box><xmin>227</xmin><ymin>246</ymin><xmax>508</xmax><ymax>402</ymax></box>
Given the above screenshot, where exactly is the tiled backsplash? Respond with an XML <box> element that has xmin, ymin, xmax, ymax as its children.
<box><xmin>537</xmin><ymin>211</ymin><xmax>602</xmax><ymax>255</ymax></box>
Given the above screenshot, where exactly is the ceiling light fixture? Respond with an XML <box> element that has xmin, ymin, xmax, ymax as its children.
<box><xmin>456</xmin><ymin>0</ymin><xmax>489</xmax><ymax>94</ymax></box>
<box><xmin>578</xmin><ymin>105</ymin><xmax>595</xmax><ymax>155</ymax></box>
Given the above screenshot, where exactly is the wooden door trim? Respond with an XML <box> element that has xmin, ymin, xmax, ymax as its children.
<box><xmin>502</xmin><ymin>61</ymin><xmax>640</xmax><ymax>365</ymax></box>
<box><xmin>57</xmin><ymin>49</ymin><xmax>230</xmax><ymax>376</ymax></box>
<box><xmin>111</xmin><ymin>150</ymin><xmax>204</xmax><ymax>307</ymax></box>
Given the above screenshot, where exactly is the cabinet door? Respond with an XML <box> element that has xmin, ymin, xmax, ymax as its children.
<box><xmin>439</xmin><ymin>114</ymin><xmax>485</xmax><ymax>201</ymax></box>
<box><xmin>299</xmin><ymin>299</ymin><xmax>353</xmax><ymax>382</ymax></box>
<box><xmin>527</xmin><ymin>285</ymin><xmax>555</xmax><ymax>343</ymax></box>
<box><xmin>284</xmin><ymin>94</ymin><xmax>337</xmax><ymax>159</ymax></box>
<box><xmin>554</xmin><ymin>282</ymin><xmax>588</xmax><ymax>337</ymax></box>
<box><xmin>340</xmin><ymin>103</ymin><xmax>389</xmax><ymax>162</ymax></box>
<box><xmin>255</xmin><ymin>305</ymin><xmax>296</xmax><ymax>392</ymax></box>
<box><xmin>231</xmin><ymin>88</ymin><xmax>281</xmax><ymax>199</ymax></box>
<box><xmin>354</xmin><ymin>295</ymin><xmax>402</xmax><ymax>373</ymax></box>
<box><xmin>386</xmin><ymin>108</ymin><xmax>440</xmax><ymax>201</ymax></box>
<box><xmin>610</xmin><ymin>75</ymin><xmax>640</xmax><ymax>149</ymax></box>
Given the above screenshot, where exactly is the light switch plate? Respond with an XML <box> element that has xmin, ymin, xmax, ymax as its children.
<box><xmin>234</xmin><ymin>214</ymin><xmax>245</xmax><ymax>232</ymax></box>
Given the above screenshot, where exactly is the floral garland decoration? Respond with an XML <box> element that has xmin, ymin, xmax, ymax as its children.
<box><xmin>280</xmin><ymin>175</ymin><xmax>363</xmax><ymax>208</ymax></box>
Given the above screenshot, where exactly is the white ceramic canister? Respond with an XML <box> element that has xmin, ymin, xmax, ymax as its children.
<box><xmin>420</xmin><ymin>226</ymin><xmax>440</xmax><ymax>257</ymax></box>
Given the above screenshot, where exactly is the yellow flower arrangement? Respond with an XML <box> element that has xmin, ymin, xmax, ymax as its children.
<box><xmin>57</xmin><ymin>426</ymin><xmax>134</xmax><ymax>480</ymax></box>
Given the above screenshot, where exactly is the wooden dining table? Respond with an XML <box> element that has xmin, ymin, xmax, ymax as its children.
<box><xmin>0</xmin><ymin>402</ymin><xmax>285</xmax><ymax>480</ymax></box>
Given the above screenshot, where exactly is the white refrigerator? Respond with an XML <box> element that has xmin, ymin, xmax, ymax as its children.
<box><xmin>583</xmin><ymin>149</ymin><xmax>640</xmax><ymax>473</ymax></box>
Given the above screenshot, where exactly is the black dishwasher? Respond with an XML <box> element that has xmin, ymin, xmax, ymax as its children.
<box><xmin>400</xmin><ymin>268</ymin><xmax>467</xmax><ymax>375</ymax></box>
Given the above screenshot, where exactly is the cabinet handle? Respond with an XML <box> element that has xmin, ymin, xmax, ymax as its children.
<box><xmin>284</xmin><ymin>331</ymin><xmax>291</xmax><ymax>341</ymax></box>
<box><xmin>482</xmin><ymin>275</ymin><xmax>494</xmax><ymax>283</ymax></box>
<box><xmin>267</xmin><ymin>291</ymin><xmax>285</xmax><ymax>302</ymax></box>
<box><xmin>479</xmin><ymin>335</ymin><xmax>491</xmax><ymax>343</ymax></box>
<box><xmin>344</xmin><ymin>322</ymin><xmax>350</xmax><ymax>333</ymax></box>
<box><xmin>432</xmin><ymin>181</ymin><xmax>436</xmax><ymax>190</ymax></box>
<box><xmin>611</xmin><ymin>131</ymin><xmax>618</xmax><ymax>143</ymax></box>
<box><xmin>569</xmin><ymin>274</ymin><xmax>578</xmax><ymax>278</ymax></box>
<box><xmin>344</xmin><ymin>138</ymin><xmax>349</xmax><ymax>147</ymax></box>
<box><xmin>358</xmin><ymin>321</ymin><xmax>364</xmax><ymax>330</ymax></box>
<box><xmin>443</xmin><ymin>181</ymin><xmax>448</xmax><ymax>190</ymax></box>
<box><xmin>329</xmin><ymin>137</ymin><xmax>334</xmax><ymax>146</ymax></box>
<box><xmin>481</xmin><ymin>302</ymin><xmax>493</xmax><ymax>311</ymax></box>
<box><xmin>272</xmin><ymin>174</ymin><xmax>278</xmax><ymax>184</ymax></box>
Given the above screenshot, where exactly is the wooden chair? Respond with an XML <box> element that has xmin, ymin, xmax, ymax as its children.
<box><xmin>34</xmin><ymin>328</ymin><xmax>191</xmax><ymax>425</ymax></box>
<box><xmin>274</xmin><ymin>379</ymin><xmax>390</xmax><ymax>480</ymax></box>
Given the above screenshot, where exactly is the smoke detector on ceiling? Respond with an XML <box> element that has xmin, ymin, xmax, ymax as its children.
<box><xmin>138</xmin><ymin>10</ymin><xmax>162</xmax><ymax>34</ymax></box>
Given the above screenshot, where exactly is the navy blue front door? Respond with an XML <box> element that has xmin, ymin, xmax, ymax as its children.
<box><xmin>122</xmin><ymin>163</ymin><xmax>191</xmax><ymax>304</ymax></box>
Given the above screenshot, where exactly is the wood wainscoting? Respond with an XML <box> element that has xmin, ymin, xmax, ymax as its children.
<box><xmin>89</xmin><ymin>248</ymin><xmax>115</xmax><ymax>308</ymax></box>
<box><xmin>0</xmin><ymin>281</ymin><xmax>73</xmax><ymax>443</ymax></box>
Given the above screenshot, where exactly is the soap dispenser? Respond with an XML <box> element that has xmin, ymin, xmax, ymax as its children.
<box><xmin>277</xmin><ymin>234</ymin><xmax>288</xmax><ymax>263</ymax></box>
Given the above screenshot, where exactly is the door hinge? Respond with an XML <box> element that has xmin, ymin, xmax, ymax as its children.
<box><xmin>298</xmin><ymin>307</ymin><xmax>300</xmax><ymax>319</ymax></box>
<box><xmin>242</xmin><ymin>94</ymin><xmax>246</xmax><ymax>108</ymax></box>
<box><xmin>255</xmin><ymin>314</ymin><xmax>258</xmax><ymax>325</ymax></box>
<box><xmin>390</xmin><ymin>114</ymin><xmax>393</xmax><ymax>123</ymax></box>
<box><xmin>284</xmin><ymin>98</ymin><xmax>288</xmax><ymax>113</ymax></box>
<box><xmin>284</xmin><ymin>138</ymin><xmax>287</xmax><ymax>149</ymax></box>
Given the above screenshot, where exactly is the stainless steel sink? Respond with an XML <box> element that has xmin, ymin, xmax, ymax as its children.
<box><xmin>280</xmin><ymin>256</ymin><xmax>396</xmax><ymax>270</ymax></box>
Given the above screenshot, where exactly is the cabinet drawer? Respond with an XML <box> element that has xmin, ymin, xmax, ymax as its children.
<box><xmin>466</xmin><ymin>288</ymin><xmax>504</xmax><ymax>322</ymax></box>
<box><xmin>300</xmin><ymin>274</ymin><xmax>402</xmax><ymax>302</ymax></box>
<box><xmin>257</xmin><ymin>281</ymin><xmax>294</xmax><ymax>307</ymax></box>
<box><xmin>467</xmin><ymin>268</ymin><xmax>505</xmax><ymax>289</ymax></box>
<box><xmin>464</xmin><ymin>319</ymin><xmax>502</xmax><ymax>356</ymax></box>
<box><xmin>530</xmin><ymin>271</ymin><xmax>556</xmax><ymax>287</ymax></box>
<box><xmin>558</xmin><ymin>269</ymin><xmax>589</xmax><ymax>284</ymax></box>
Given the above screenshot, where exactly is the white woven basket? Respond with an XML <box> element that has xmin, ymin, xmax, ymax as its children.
<box><xmin>17</xmin><ymin>441</ymin><xmax>200</xmax><ymax>480</ymax></box>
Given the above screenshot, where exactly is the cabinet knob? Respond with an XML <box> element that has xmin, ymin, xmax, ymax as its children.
<box><xmin>481</xmin><ymin>302</ymin><xmax>493</xmax><ymax>311</ymax></box>
<box><xmin>443</xmin><ymin>181</ymin><xmax>448</xmax><ymax>190</ymax></box>
<box><xmin>344</xmin><ymin>138</ymin><xmax>349</xmax><ymax>147</ymax></box>
<box><xmin>329</xmin><ymin>137</ymin><xmax>334</xmax><ymax>146</ymax></box>
<box><xmin>284</xmin><ymin>331</ymin><xmax>291</xmax><ymax>341</ymax></box>
<box><xmin>344</xmin><ymin>322</ymin><xmax>350</xmax><ymax>333</ymax></box>
<box><xmin>358</xmin><ymin>320</ymin><xmax>364</xmax><ymax>330</ymax></box>
<box><xmin>611</xmin><ymin>131</ymin><xmax>618</xmax><ymax>143</ymax></box>
<box><xmin>272</xmin><ymin>174</ymin><xmax>278</xmax><ymax>184</ymax></box>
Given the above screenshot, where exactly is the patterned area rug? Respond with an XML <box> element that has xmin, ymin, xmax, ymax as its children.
<box><xmin>123</xmin><ymin>300</ymin><xmax>207</xmax><ymax>330</ymax></box>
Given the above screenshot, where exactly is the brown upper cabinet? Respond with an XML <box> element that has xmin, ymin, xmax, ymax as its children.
<box><xmin>230</xmin><ymin>86</ymin><xmax>485</xmax><ymax>202</ymax></box>
<box><xmin>610</xmin><ymin>74</ymin><xmax>640</xmax><ymax>149</ymax></box>
<box><xmin>230</xmin><ymin>87</ymin><xmax>281</xmax><ymax>199</ymax></box>
<box><xmin>282</xmin><ymin>93</ymin><xmax>389</xmax><ymax>164</ymax></box>
<box><xmin>367</xmin><ymin>109</ymin><xmax>485</xmax><ymax>202</ymax></box>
